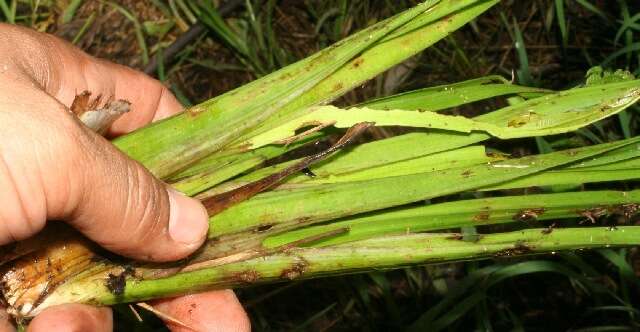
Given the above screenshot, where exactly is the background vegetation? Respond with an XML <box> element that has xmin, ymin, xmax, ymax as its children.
<box><xmin>2</xmin><ymin>0</ymin><xmax>640</xmax><ymax>330</ymax></box>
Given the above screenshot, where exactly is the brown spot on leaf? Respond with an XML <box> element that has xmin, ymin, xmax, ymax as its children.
<box><xmin>235</xmin><ymin>270</ymin><xmax>260</xmax><ymax>283</ymax></box>
<box><xmin>578</xmin><ymin>207</ymin><xmax>608</xmax><ymax>224</ymax></box>
<box><xmin>301</xmin><ymin>167</ymin><xmax>316</xmax><ymax>177</ymax></box>
<box><xmin>295</xmin><ymin>216</ymin><xmax>312</xmax><ymax>224</ymax></box>
<box><xmin>255</xmin><ymin>224</ymin><xmax>274</xmax><ymax>233</ymax></box>
<box><xmin>280</xmin><ymin>262</ymin><xmax>307</xmax><ymax>280</ymax></box>
<box><xmin>186</xmin><ymin>105</ymin><xmax>207</xmax><ymax>116</ymax></box>
<box><xmin>541</xmin><ymin>223</ymin><xmax>556</xmax><ymax>235</ymax></box>
<box><xmin>513</xmin><ymin>208</ymin><xmax>545</xmax><ymax>222</ymax></box>
<box><xmin>473</xmin><ymin>211</ymin><xmax>491</xmax><ymax>222</ymax></box>
<box><xmin>577</xmin><ymin>204</ymin><xmax>640</xmax><ymax>226</ymax></box>
<box><xmin>446</xmin><ymin>234</ymin><xmax>464</xmax><ymax>241</ymax></box>
<box><xmin>352</xmin><ymin>57</ymin><xmax>364</xmax><ymax>68</ymax></box>
<box><xmin>565</xmin><ymin>149</ymin><xmax>578</xmax><ymax>156</ymax></box>
<box><xmin>203</xmin><ymin>123</ymin><xmax>372</xmax><ymax>216</ymax></box>
<box><xmin>446</xmin><ymin>234</ymin><xmax>482</xmax><ymax>242</ymax></box>
<box><xmin>494</xmin><ymin>241</ymin><xmax>534</xmax><ymax>257</ymax></box>
<box><xmin>507</xmin><ymin>112</ymin><xmax>539</xmax><ymax>128</ymax></box>
<box><xmin>442</xmin><ymin>14</ymin><xmax>454</xmax><ymax>23</ymax></box>
<box><xmin>616</xmin><ymin>203</ymin><xmax>640</xmax><ymax>219</ymax></box>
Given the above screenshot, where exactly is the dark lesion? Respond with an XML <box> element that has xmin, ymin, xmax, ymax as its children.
<box><xmin>513</xmin><ymin>208</ymin><xmax>545</xmax><ymax>224</ymax></box>
<box><xmin>202</xmin><ymin>122</ymin><xmax>374</xmax><ymax>216</ymax></box>
<box><xmin>105</xmin><ymin>265</ymin><xmax>136</xmax><ymax>296</ymax></box>
<box><xmin>301</xmin><ymin>167</ymin><xmax>316</xmax><ymax>177</ymax></box>
<box><xmin>0</xmin><ymin>224</ymin><xmax>126</xmax><ymax>318</ymax></box>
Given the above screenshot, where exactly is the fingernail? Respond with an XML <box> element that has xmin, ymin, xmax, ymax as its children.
<box><xmin>167</xmin><ymin>187</ymin><xmax>209</xmax><ymax>246</ymax></box>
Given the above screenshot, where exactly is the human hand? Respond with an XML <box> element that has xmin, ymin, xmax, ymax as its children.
<box><xmin>0</xmin><ymin>23</ymin><xmax>250</xmax><ymax>331</ymax></box>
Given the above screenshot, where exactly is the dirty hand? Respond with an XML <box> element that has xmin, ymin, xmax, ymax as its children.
<box><xmin>0</xmin><ymin>24</ymin><xmax>250</xmax><ymax>331</ymax></box>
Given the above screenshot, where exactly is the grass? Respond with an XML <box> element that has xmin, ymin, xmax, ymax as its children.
<box><xmin>2</xmin><ymin>0</ymin><xmax>640</xmax><ymax>330</ymax></box>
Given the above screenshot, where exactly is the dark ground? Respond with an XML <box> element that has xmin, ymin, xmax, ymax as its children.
<box><xmin>4</xmin><ymin>0</ymin><xmax>640</xmax><ymax>331</ymax></box>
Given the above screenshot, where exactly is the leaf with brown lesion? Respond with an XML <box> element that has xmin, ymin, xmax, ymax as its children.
<box><xmin>202</xmin><ymin>122</ymin><xmax>374</xmax><ymax>216</ymax></box>
<box><xmin>0</xmin><ymin>225</ymin><xmax>113</xmax><ymax>318</ymax></box>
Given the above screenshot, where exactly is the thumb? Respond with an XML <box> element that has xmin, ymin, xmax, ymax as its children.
<box><xmin>0</xmin><ymin>89</ymin><xmax>208</xmax><ymax>262</ymax></box>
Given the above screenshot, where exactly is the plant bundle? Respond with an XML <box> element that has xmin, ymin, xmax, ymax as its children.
<box><xmin>2</xmin><ymin>0</ymin><xmax>640</xmax><ymax>320</ymax></box>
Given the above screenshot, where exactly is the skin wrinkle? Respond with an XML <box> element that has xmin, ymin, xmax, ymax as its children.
<box><xmin>115</xmin><ymin>163</ymin><xmax>150</xmax><ymax>253</ymax></box>
<box><xmin>3</xmin><ymin>154</ymin><xmax>45</xmax><ymax>239</ymax></box>
<box><xmin>41</xmin><ymin>134</ymin><xmax>74</xmax><ymax>222</ymax></box>
<box><xmin>0</xmin><ymin>108</ymin><xmax>56</xmax><ymax>240</ymax></box>
<box><xmin>84</xmin><ymin>149</ymin><xmax>167</xmax><ymax>257</ymax></box>
<box><xmin>0</xmin><ymin>134</ymin><xmax>40</xmax><ymax>237</ymax></box>
<box><xmin>31</xmin><ymin>34</ymin><xmax>61</xmax><ymax>94</ymax></box>
<box><xmin>50</xmin><ymin>112</ymin><xmax>95</xmax><ymax>220</ymax></box>
<box><xmin>133</xmin><ymin>167</ymin><xmax>161</xmax><ymax>231</ymax></box>
<box><xmin>0</xmin><ymin>24</ymin><xmax>89</xmax><ymax>107</ymax></box>
<box><xmin>130</xmin><ymin>164</ymin><xmax>171</xmax><ymax>258</ymax></box>
<box><xmin>53</xmin><ymin>117</ymin><xmax>95</xmax><ymax>221</ymax></box>
<box><xmin>96</xmin><ymin>157</ymin><xmax>132</xmax><ymax>249</ymax></box>
<box><xmin>129</xmin><ymin>194</ymin><xmax>163</xmax><ymax>259</ymax></box>
<box><xmin>64</xmin><ymin>142</ymin><xmax>106</xmax><ymax>232</ymax></box>
<box><xmin>153</xmin><ymin>85</ymin><xmax>169</xmax><ymax>122</ymax></box>
<box><xmin>118</xmin><ymin>157</ymin><xmax>141</xmax><ymax>243</ymax></box>
<box><xmin>0</xmin><ymin>101</ymin><xmax>39</xmax><ymax>234</ymax></box>
<box><xmin>30</xmin><ymin>126</ymin><xmax>52</xmax><ymax>229</ymax></box>
<box><xmin>0</xmin><ymin>25</ymin><xmax>60</xmax><ymax>100</ymax></box>
<box><xmin>15</xmin><ymin>109</ymin><xmax>80</xmax><ymax>233</ymax></box>
<box><xmin>0</xmin><ymin>25</ymin><xmax>51</xmax><ymax>93</ymax></box>
<box><xmin>0</xmin><ymin>153</ymin><xmax>26</xmax><ymax>243</ymax></box>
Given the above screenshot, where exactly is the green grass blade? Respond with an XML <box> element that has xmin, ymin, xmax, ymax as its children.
<box><xmin>409</xmin><ymin>260</ymin><xmax>621</xmax><ymax>331</ymax></box>
<box><xmin>209</xmin><ymin>137</ymin><xmax>638</xmax><ymax>237</ymax></box>
<box><xmin>231</xmin><ymin>0</ymin><xmax>499</xmax><ymax>146</ymax></box>
<box><xmin>61</xmin><ymin>0</ymin><xmax>83</xmax><ymax>24</ymax></box>
<box><xmin>234</xmin><ymin>145</ymin><xmax>492</xmax><ymax>187</ymax></box>
<box><xmin>112</xmin><ymin>0</ymin><xmax>448</xmax><ymax>178</ymax></box>
<box><xmin>574</xmin><ymin>0</ymin><xmax>610</xmax><ymax>23</ymax></box>
<box><xmin>359</xmin><ymin>76</ymin><xmax>550</xmax><ymax>111</ymax></box>
<box><xmin>104</xmin><ymin>2</ymin><xmax>149</xmax><ymax>65</ymax></box>
<box><xmin>264</xmin><ymin>190</ymin><xmax>640</xmax><ymax>248</ymax></box>
<box><xmin>0</xmin><ymin>0</ymin><xmax>15</xmax><ymax>24</ymax></box>
<box><xmin>555</xmin><ymin>0</ymin><xmax>568</xmax><ymax>48</ymax></box>
<box><xmin>246</xmin><ymin>80</ymin><xmax>640</xmax><ymax>148</ymax></box>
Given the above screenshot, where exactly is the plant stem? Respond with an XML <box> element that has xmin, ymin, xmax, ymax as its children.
<box><xmin>35</xmin><ymin>226</ymin><xmax>640</xmax><ymax>311</ymax></box>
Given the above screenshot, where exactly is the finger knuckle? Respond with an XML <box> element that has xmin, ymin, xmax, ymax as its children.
<box><xmin>0</xmin><ymin>166</ymin><xmax>45</xmax><ymax>243</ymax></box>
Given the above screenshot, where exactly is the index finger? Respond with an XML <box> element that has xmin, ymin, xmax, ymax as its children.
<box><xmin>89</xmin><ymin>59</ymin><xmax>185</xmax><ymax>135</ymax></box>
<box><xmin>65</xmin><ymin>56</ymin><xmax>185</xmax><ymax>136</ymax></box>
<box><xmin>0</xmin><ymin>24</ymin><xmax>184</xmax><ymax>136</ymax></box>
